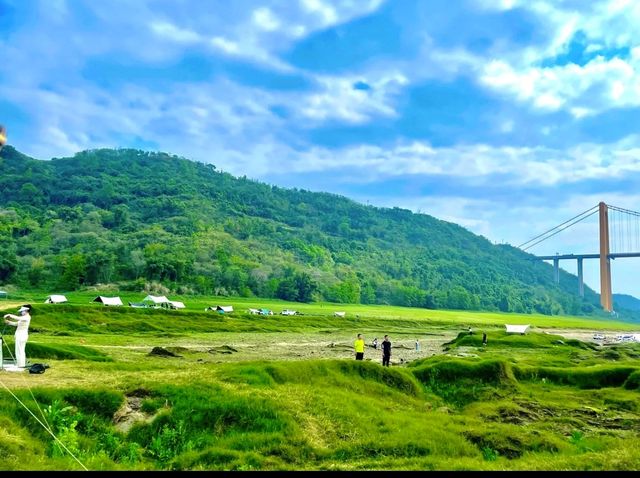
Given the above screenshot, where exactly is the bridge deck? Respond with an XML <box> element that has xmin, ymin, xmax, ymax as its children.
<box><xmin>535</xmin><ymin>252</ymin><xmax>640</xmax><ymax>260</ymax></box>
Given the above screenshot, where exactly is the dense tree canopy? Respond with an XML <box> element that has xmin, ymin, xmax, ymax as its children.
<box><xmin>0</xmin><ymin>146</ymin><xmax>604</xmax><ymax>316</ymax></box>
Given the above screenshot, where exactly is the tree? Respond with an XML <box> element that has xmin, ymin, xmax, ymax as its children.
<box><xmin>58</xmin><ymin>253</ymin><xmax>87</xmax><ymax>291</ymax></box>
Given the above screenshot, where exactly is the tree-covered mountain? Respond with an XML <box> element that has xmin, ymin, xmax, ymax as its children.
<box><xmin>0</xmin><ymin>146</ymin><xmax>603</xmax><ymax>316</ymax></box>
<box><xmin>613</xmin><ymin>293</ymin><xmax>640</xmax><ymax>312</ymax></box>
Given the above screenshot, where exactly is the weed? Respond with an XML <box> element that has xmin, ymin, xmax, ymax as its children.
<box><xmin>482</xmin><ymin>447</ymin><xmax>498</xmax><ymax>461</ymax></box>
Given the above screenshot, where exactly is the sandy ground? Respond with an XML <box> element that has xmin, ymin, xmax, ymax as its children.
<box><xmin>20</xmin><ymin>326</ymin><xmax>640</xmax><ymax>369</ymax></box>
<box><xmin>87</xmin><ymin>331</ymin><xmax>461</xmax><ymax>366</ymax></box>
<box><xmin>537</xmin><ymin>328</ymin><xmax>637</xmax><ymax>345</ymax></box>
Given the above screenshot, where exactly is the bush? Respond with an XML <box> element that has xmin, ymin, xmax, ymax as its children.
<box><xmin>623</xmin><ymin>370</ymin><xmax>640</xmax><ymax>390</ymax></box>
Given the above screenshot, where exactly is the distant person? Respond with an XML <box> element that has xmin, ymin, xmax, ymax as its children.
<box><xmin>482</xmin><ymin>333</ymin><xmax>488</xmax><ymax>346</ymax></box>
<box><xmin>382</xmin><ymin>335</ymin><xmax>391</xmax><ymax>367</ymax></box>
<box><xmin>415</xmin><ymin>339</ymin><xmax>420</xmax><ymax>352</ymax></box>
<box><xmin>468</xmin><ymin>326</ymin><xmax>473</xmax><ymax>335</ymax></box>
<box><xmin>354</xmin><ymin>334</ymin><xmax>365</xmax><ymax>360</ymax></box>
<box><xmin>3</xmin><ymin>304</ymin><xmax>31</xmax><ymax>368</ymax></box>
<box><xmin>372</xmin><ymin>337</ymin><xmax>378</xmax><ymax>349</ymax></box>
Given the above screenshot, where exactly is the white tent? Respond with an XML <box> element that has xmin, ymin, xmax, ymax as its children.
<box><xmin>217</xmin><ymin>305</ymin><xmax>233</xmax><ymax>313</ymax></box>
<box><xmin>248</xmin><ymin>308</ymin><xmax>260</xmax><ymax>315</ymax></box>
<box><xmin>93</xmin><ymin>296</ymin><xmax>123</xmax><ymax>306</ymax></box>
<box><xmin>505</xmin><ymin>324</ymin><xmax>530</xmax><ymax>334</ymax></box>
<box><xmin>334</xmin><ymin>311</ymin><xmax>346</xmax><ymax>318</ymax></box>
<box><xmin>45</xmin><ymin>294</ymin><xmax>68</xmax><ymax>304</ymax></box>
<box><xmin>168</xmin><ymin>301</ymin><xmax>185</xmax><ymax>309</ymax></box>
<box><xmin>143</xmin><ymin>295</ymin><xmax>170</xmax><ymax>305</ymax></box>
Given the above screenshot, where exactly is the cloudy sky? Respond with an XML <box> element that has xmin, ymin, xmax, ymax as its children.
<box><xmin>2</xmin><ymin>0</ymin><xmax>640</xmax><ymax>298</ymax></box>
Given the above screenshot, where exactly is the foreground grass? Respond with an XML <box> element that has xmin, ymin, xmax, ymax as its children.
<box><xmin>0</xmin><ymin>301</ymin><xmax>638</xmax><ymax>470</ymax></box>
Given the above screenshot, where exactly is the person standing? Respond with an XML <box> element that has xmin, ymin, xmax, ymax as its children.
<box><xmin>354</xmin><ymin>333</ymin><xmax>365</xmax><ymax>360</ymax></box>
<box><xmin>3</xmin><ymin>304</ymin><xmax>31</xmax><ymax>368</ymax></box>
<box><xmin>381</xmin><ymin>335</ymin><xmax>391</xmax><ymax>367</ymax></box>
<box><xmin>415</xmin><ymin>339</ymin><xmax>420</xmax><ymax>352</ymax></box>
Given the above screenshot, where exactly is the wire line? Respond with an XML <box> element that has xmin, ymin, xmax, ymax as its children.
<box><xmin>517</xmin><ymin>205</ymin><xmax>599</xmax><ymax>250</ymax></box>
<box><xmin>0</xmin><ymin>379</ymin><xmax>88</xmax><ymax>471</ymax></box>
<box><xmin>521</xmin><ymin>209</ymin><xmax>599</xmax><ymax>252</ymax></box>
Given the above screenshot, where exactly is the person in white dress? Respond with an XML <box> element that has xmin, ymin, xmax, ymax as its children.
<box><xmin>3</xmin><ymin>304</ymin><xmax>31</xmax><ymax>368</ymax></box>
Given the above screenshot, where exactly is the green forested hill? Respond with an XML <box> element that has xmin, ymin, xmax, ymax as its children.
<box><xmin>0</xmin><ymin>146</ymin><xmax>601</xmax><ymax>315</ymax></box>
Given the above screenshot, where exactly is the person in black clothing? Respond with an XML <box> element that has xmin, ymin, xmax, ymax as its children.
<box><xmin>381</xmin><ymin>335</ymin><xmax>391</xmax><ymax>367</ymax></box>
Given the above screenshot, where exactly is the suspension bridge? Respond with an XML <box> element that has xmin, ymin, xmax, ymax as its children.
<box><xmin>518</xmin><ymin>202</ymin><xmax>640</xmax><ymax>312</ymax></box>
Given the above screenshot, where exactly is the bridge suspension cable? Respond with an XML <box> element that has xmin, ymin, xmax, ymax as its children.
<box><xmin>517</xmin><ymin>205</ymin><xmax>599</xmax><ymax>252</ymax></box>
<box><xmin>608</xmin><ymin>204</ymin><xmax>640</xmax><ymax>254</ymax></box>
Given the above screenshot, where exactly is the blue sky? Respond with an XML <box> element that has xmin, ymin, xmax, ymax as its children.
<box><xmin>2</xmin><ymin>0</ymin><xmax>640</xmax><ymax>299</ymax></box>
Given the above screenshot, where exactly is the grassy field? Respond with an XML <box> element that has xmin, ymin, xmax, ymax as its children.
<box><xmin>0</xmin><ymin>293</ymin><xmax>639</xmax><ymax>471</ymax></box>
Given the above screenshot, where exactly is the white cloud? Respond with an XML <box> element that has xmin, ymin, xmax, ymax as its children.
<box><xmin>300</xmin><ymin>0</ymin><xmax>337</xmax><ymax>25</ymax></box>
<box><xmin>480</xmin><ymin>55</ymin><xmax>640</xmax><ymax>114</ymax></box>
<box><xmin>299</xmin><ymin>73</ymin><xmax>407</xmax><ymax>124</ymax></box>
<box><xmin>471</xmin><ymin>0</ymin><xmax>640</xmax><ymax>115</ymax></box>
<box><xmin>150</xmin><ymin>21</ymin><xmax>201</xmax><ymax>43</ymax></box>
<box><xmin>252</xmin><ymin>7</ymin><xmax>281</xmax><ymax>32</ymax></box>
<box><xmin>270</xmin><ymin>138</ymin><xmax>640</xmax><ymax>187</ymax></box>
<box><xmin>209</xmin><ymin>36</ymin><xmax>241</xmax><ymax>55</ymax></box>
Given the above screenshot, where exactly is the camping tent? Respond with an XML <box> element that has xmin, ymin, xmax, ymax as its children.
<box><xmin>207</xmin><ymin>305</ymin><xmax>233</xmax><ymax>313</ymax></box>
<box><xmin>167</xmin><ymin>301</ymin><xmax>185</xmax><ymax>309</ymax></box>
<box><xmin>505</xmin><ymin>324</ymin><xmax>530</xmax><ymax>334</ymax></box>
<box><xmin>334</xmin><ymin>311</ymin><xmax>346</xmax><ymax>318</ymax></box>
<box><xmin>248</xmin><ymin>308</ymin><xmax>260</xmax><ymax>315</ymax></box>
<box><xmin>0</xmin><ymin>290</ymin><xmax>7</xmax><ymax>299</ymax></box>
<box><xmin>45</xmin><ymin>295</ymin><xmax>68</xmax><ymax>304</ymax></box>
<box><xmin>281</xmin><ymin>309</ymin><xmax>297</xmax><ymax>316</ymax></box>
<box><xmin>142</xmin><ymin>295</ymin><xmax>170</xmax><ymax>307</ymax></box>
<box><xmin>93</xmin><ymin>296</ymin><xmax>123</xmax><ymax>306</ymax></box>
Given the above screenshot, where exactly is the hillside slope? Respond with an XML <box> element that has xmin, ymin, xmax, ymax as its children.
<box><xmin>0</xmin><ymin>146</ymin><xmax>601</xmax><ymax>316</ymax></box>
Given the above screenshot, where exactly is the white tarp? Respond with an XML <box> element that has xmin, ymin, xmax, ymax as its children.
<box><xmin>143</xmin><ymin>295</ymin><xmax>170</xmax><ymax>304</ymax></box>
<box><xmin>334</xmin><ymin>311</ymin><xmax>346</xmax><ymax>317</ymax></box>
<box><xmin>168</xmin><ymin>301</ymin><xmax>185</xmax><ymax>309</ymax></box>
<box><xmin>505</xmin><ymin>324</ymin><xmax>530</xmax><ymax>334</ymax></box>
<box><xmin>248</xmin><ymin>308</ymin><xmax>260</xmax><ymax>314</ymax></box>
<box><xmin>217</xmin><ymin>305</ymin><xmax>233</xmax><ymax>312</ymax></box>
<box><xmin>93</xmin><ymin>296</ymin><xmax>123</xmax><ymax>306</ymax></box>
<box><xmin>45</xmin><ymin>294</ymin><xmax>68</xmax><ymax>304</ymax></box>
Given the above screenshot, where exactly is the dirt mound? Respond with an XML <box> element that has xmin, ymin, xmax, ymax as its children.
<box><xmin>208</xmin><ymin>345</ymin><xmax>239</xmax><ymax>354</ymax></box>
<box><xmin>149</xmin><ymin>346</ymin><xmax>183</xmax><ymax>358</ymax></box>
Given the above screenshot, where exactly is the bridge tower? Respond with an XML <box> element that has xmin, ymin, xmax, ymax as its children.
<box><xmin>599</xmin><ymin>202</ymin><xmax>612</xmax><ymax>312</ymax></box>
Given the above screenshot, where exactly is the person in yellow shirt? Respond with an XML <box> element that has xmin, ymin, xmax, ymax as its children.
<box><xmin>354</xmin><ymin>333</ymin><xmax>365</xmax><ymax>360</ymax></box>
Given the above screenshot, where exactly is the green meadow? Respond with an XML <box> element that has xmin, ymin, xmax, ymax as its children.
<box><xmin>0</xmin><ymin>293</ymin><xmax>639</xmax><ymax>471</ymax></box>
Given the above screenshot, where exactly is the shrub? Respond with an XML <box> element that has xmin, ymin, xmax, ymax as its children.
<box><xmin>623</xmin><ymin>370</ymin><xmax>640</xmax><ymax>390</ymax></box>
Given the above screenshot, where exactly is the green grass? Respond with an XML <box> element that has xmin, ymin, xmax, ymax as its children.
<box><xmin>3</xmin><ymin>289</ymin><xmax>638</xmax><ymax>330</ymax></box>
<box><xmin>0</xmin><ymin>294</ymin><xmax>639</xmax><ymax>471</ymax></box>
